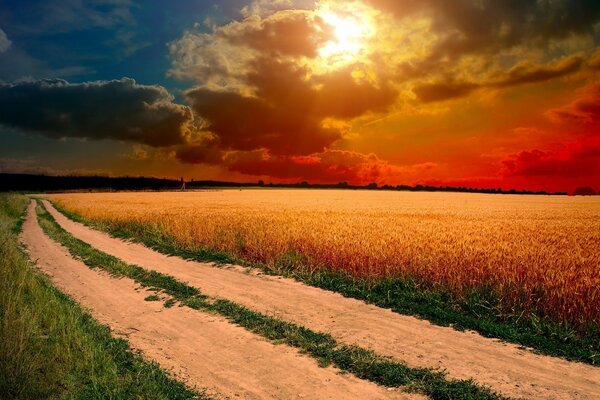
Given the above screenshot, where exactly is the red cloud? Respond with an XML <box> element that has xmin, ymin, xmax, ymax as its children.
<box><xmin>225</xmin><ymin>150</ymin><xmax>382</xmax><ymax>183</ymax></box>
<box><xmin>501</xmin><ymin>138</ymin><xmax>600</xmax><ymax>178</ymax></box>
<box><xmin>224</xmin><ymin>149</ymin><xmax>437</xmax><ymax>185</ymax></box>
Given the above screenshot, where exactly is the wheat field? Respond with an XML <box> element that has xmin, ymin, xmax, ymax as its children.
<box><xmin>48</xmin><ymin>190</ymin><xmax>600</xmax><ymax>328</ymax></box>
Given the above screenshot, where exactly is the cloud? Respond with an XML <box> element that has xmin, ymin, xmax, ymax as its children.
<box><xmin>174</xmin><ymin>136</ymin><xmax>224</xmax><ymax>165</ymax></box>
<box><xmin>0</xmin><ymin>78</ymin><xmax>194</xmax><ymax>147</ymax></box>
<box><xmin>368</xmin><ymin>0</ymin><xmax>600</xmax><ymax>58</ymax></box>
<box><xmin>589</xmin><ymin>51</ymin><xmax>600</xmax><ymax>69</ymax></box>
<box><xmin>413</xmin><ymin>81</ymin><xmax>478</xmax><ymax>103</ymax></box>
<box><xmin>173</xmin><ymin>144</ymin><xmax>432</xmax><ymax>185</ymax></box>
<box><xmin>413</xmin><ymin>56</ymin><xmax>586</xmax><ymax>102</ymax></box>
<box><xmin>168</xmin><ymin>9</ymin><xmax>328</xmax><ymax>87</ymax></box>
<box><xmin>206</xmin><ymin>148</ymin><xmax>435</xmax><ymax>185</ymax></box>
<box><xmin>240</xmin><ymin>0</ymin><xmax>312</xmax><ymax>18</ymax></box>
<box><xmin>0</xmin><ymin>29</ymin><xmax>11</xmax><ymax>53</ymax></box>
<box><xmin>169</xmin><ymin>7</ymin><xmax>398</xmax><ymax>157</ymax></box>
<box><xmin>491</xmin><ymin>56</ymin><xmax>585</xmax><ymax>88</ymax></box>
<box><xmin>502</xmin><ymin>138</ymin><xmax>600</xmax><ymax>178</ymax></box>
<box><xmin>222</xmin><ymin>149</ymin><xmax>389</xmax><ymax>183</ymax></box>
<box><xmin>9</xmin><ymin>0</ymin><xmax>134</xmax><ymax>35</ymax></box>
<box><xmin>546</xmin><ymin>81</ymin><xmax>600</xmax><ymax>123</ymax></box>
<box><xmin>181</xmin><ymin>53</ymin><xmax>396</xmax><ymax>156</ymax></box>
<box><xmin>231</xmin><ymin>9</ymin><xmax>328</xmax><ymax>58</ymax></box>
<box><xmin>128</xmin><ymin>145</ymin><xmax>150</xmax><ymax>161</ymax></box>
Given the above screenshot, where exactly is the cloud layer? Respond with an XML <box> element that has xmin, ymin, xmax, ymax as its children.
<box><xmin>0</xmin><ymin>78</ymin><xmax>193</xmax><ymax>147</ymax></box>
<box><xmin>1</xmin><ymin>0</ymin><xmax>600</xmax><ymax>191</ymax></box>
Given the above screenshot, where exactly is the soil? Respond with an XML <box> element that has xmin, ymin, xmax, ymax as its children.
<box><xmin>23</xmin><ymin>201</ymin><xmax>417</xmax><ymax>400</ymax></box>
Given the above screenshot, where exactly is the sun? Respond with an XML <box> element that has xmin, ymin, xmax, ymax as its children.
<box><xmin>317</xmin><ymin>4</ymin><xmax>374</xmax><ymax>65</ymax></box>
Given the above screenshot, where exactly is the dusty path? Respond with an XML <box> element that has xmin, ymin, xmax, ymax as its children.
<box><xmin>44</xmin><ymin>200</ymin><xmax>600</xmax><ymax>400</ymax></box>
<box><xmin>22</xmin><ymin>202</ymin><xmax>415</xmax><ymax>400</ymax></box>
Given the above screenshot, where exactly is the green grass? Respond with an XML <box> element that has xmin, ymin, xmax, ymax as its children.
<box><xmin>0</xmin><ymin>194</ymin><xmax>207</xmax><ymax>400</ymax></box>
<box><xmin>51</xmin><ymin>202</ymin><xmax>599</xmax><ymax>366</ymax></box>
<box><xmin>37</xmin><ymin>200</ymin><xmax>506</xmax><ymax>400</ymax></box>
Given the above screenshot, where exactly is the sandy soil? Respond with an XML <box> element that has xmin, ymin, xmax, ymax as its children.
<box><xmin>22</xmin><ymin>201</ymin><xmax>416</xmax><ymax>400</ymax></box>
<box><xmin>43</xmin><ymin>200</ymin><xmax>600</xmax><ymax>400</ymax></box>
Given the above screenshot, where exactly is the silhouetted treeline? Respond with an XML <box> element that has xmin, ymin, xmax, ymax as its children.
<box><xmin>0</xmin><ymin>173</ymin><xmax>569</xmax><ymax>195</ymax></box>
<box><xmin>250</xmin><ymin>180</ymin><xmax>568</xmax><ymax>195</ymax></box>
<box><xmin>0</xmin><ymin>174</ymin><xmax>182</xmax><ymax>192</ymax></box>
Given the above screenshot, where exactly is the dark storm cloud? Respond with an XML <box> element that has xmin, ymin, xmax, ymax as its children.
<box><xmin>185</xmin><ymin>58</ymin><xmax>397</xmax><ymax>156</ymax></box>
<box><xmin>185</xmin><ymin>85</ymin><xmax>341</xmax><ymax>155</ymax></box>
<box><xmin>0</xmin><ymin>78</ymin><xmax>193</xmax><ymax>147</ymax></box>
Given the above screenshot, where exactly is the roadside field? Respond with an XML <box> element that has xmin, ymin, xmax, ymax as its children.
<box><xmin>48</xmin><ymin>190</ymin><xmax>600</xmax><ymax>327</ymax></box>
<box><xmin>40</xmin><ymin>198</ymin><xmax>600</xmax><ymax>400</ymax></box>
<box><xmin>47</xmin><ymin>190</ymin><xmax>600</xmax><ymax>364</ymax></box>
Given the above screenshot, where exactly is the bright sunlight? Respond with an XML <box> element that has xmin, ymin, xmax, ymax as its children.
<box><xmin>317</xmin><ymin>3</ymin><xmax>375</xmax><ymax>65</ymax></box>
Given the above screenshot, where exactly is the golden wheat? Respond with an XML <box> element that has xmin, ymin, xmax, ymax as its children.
<box><xmin>48</xmin><ymin>190</ymin><xmax>600</xmax><ymax>327</ymax></box>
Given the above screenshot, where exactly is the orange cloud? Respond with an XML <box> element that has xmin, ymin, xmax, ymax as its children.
<box><xmin>547</xmin><ymin>81</ymin><xmax>600</xmax><ymax>124</ymax></box>
<box><xmin>413</xmin><ymin>56</ymin><xmax>586</xmax><ymax>103</ymax></box>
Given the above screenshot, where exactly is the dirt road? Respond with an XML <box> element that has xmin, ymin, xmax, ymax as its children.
<box><xmin>42</xmin><ymin>200</ymin><xmax>600</xmax><ymax>400</ymax></box>
<box><xmin>22</xmin><ymin>201</ymin><xmax>416</xmax><ymax>400</ymax></box>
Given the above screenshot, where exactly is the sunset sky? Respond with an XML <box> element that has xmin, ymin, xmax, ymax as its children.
<box><xmin>1</xmin><ymin>0</ymin><xmax>599</xmax><ymax>192</ymax></box>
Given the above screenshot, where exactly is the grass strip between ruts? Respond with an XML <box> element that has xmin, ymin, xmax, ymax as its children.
<box><xmin>36</xmin><ymin>199</ymin><xmax>507</xmax><ymax>400</ymax></box>
<box><xmin>0</xmin><ymin>194</ymin><xmax>207</xmax><ymax>400</ymax></box>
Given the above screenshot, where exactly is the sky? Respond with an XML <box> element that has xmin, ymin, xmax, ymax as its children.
<box><xmin>1</xmin><ymin>0</ymin><xmax>599</xmax><ymax>193</ymax></box>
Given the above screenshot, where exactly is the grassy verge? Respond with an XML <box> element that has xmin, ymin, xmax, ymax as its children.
<box><xmin>0</xmin><ymin>194</ymin><xmax>206</xmax><ymax>400</ymax></box>
<box><xmin>37</xmin><ymin>200</ymin><xmax>505</xmax><ymax>400</ymax></box>
<box><xmin>49</xmin><ymin>201</ymin><xmax>599</xmax><ymax>366</ymax></box>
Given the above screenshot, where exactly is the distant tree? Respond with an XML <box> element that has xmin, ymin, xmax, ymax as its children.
<box><xmin>338</xmin><ymin>181</ymin><xmax>348</xmax><ymax>187</ymax></box>
<box><xmin>258</xmin><ymin>180</ymin><xmax>265</xmax><ymax>186</ymax></box>
<box><xmin>367</xmin><ymin>182</ymin><xmax>378</xmax><ymax>189</ymax></box>
<box><xmin>573</xmin><ymin>186</ymin><xmax>597</xmax><ymax>196</ymax></box>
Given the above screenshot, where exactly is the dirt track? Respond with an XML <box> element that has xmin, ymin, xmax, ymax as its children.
<box><xmin>41</xmin><ymin>200</ymin><xmax>600</xmax><ymax>400</ymax></box>
<box><xmin>22</xmin><ymin>201</ymin><xmax>416</xmax><ymax>400</ymax></box>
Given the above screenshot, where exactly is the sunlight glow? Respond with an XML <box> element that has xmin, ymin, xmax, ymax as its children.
<box><xmin>317</xmin><ymin>4</ymin><xmax>374</xmax><ymax>66</ymax></box>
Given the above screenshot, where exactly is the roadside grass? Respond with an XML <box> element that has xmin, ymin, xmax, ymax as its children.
<box><xmin>37</xmin><ymin>200</ymin><xmax>506</xmax><ymax>400</ymax></box>
<box><xmin>50</xmin><ymin>202</ymin><xmax>599</xmax><ymax>366</ymax></box>
<box><xmin>0</xmin><ymin>194</ymin><xmax>206</xmax><ymax>400</ymax></box>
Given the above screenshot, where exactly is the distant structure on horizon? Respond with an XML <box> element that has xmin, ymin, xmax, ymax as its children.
<box><xmin>573</xmin><ymin>186</ymin><xmax>597</xmax><ymax>196</ymax></box>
